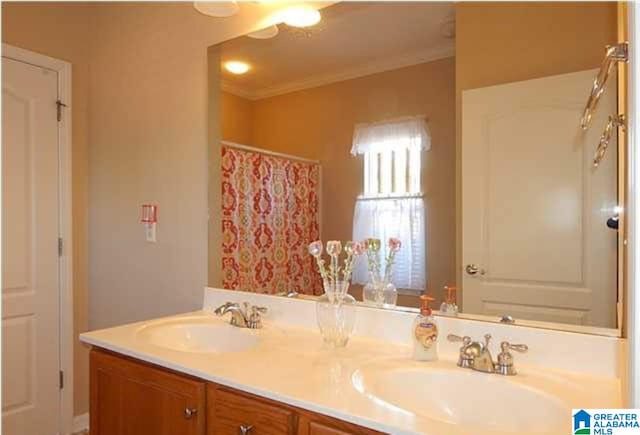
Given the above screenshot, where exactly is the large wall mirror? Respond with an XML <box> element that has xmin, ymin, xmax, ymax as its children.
<box><xmin>208</xmin><ymin>2</ymin><xmax>625</xmax><ymax>335</ymax></box>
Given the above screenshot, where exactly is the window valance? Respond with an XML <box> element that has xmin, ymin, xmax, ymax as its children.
<box><xmin>350</xmin><ymin>115</ymin><xmax>431</xmax><ymax>155</ymax></box>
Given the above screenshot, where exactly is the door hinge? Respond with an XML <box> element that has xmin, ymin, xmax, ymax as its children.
<box><xmin>58</xmin><ymin>237</ymin><xmax>63</xmax><ymax>257</ymax></box>
<box><xmin>56</xmin><ymin>100</ymin><xmax>68</xmax><ymax>122</ymax></box>
<box><xmin>59</xmin><ymin>370</ymin><xmax>64</xmax><ymax>390</ymax></box>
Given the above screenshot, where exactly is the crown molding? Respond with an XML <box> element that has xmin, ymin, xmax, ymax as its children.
<box><xmin>220</xmin><ymin>80</ymin><xmax>256</xmax><ymax>100</ymax></box>
<box><xmin>221</xmin><ymin>42</ymin><xmax>455</xmax><ymax>101</ymax></box>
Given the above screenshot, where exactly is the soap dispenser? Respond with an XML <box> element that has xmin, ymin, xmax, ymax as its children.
<box><xmin>413</xmin><ymin>295</ymin><xmax>438</xmax><ymax>361</ymax></box>
<box><xmin>439</xmin><ymin>286</ymin><xmax>459</xmax><ymax>317</ymax></box>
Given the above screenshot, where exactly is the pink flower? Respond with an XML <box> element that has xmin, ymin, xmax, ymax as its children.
<box><xmin>344</xmin><ymin>241</ymin><xmax>354</xmax><ymax>255</ymax></box>
<box><xmin>326</xmin><ymin>240</ymin><xmax>342</xmax><ymax>256</ymax></box>
<box><xmin>364</xmin><ymin>238</ymin><xmax>381</xmax><ymax>252</ymax></box>
<box><xmin>308</xmin><ymin>240</ymin><xmax>323</xmax><ymax>257</ymax></box>
<box><xmin>388</xmin><ymin>237</ymin><xmax>402</xmax><ymax>253</ymax></box>
<box><xmin>345</xmin><ymin>242</ymin><xmax>364</xmax><ymax>257</ymax></box>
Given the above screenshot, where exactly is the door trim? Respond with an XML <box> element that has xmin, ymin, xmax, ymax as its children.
<box><xmin>2</xmin><ymin>43</ymin><xmax>74</xmax><ymax>434</ymax></box>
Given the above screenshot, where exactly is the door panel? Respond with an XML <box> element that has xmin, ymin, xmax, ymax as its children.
<box><xmin>462</xmin><ymin>69</ymin><xmax>618</xmax><ymax>328</ymax></box>
<box><xmin>2</xmin><ymin>57</ymin><xmax>60</xmax><ymax>435</ymax></box>
<box><xmin>90</xmin><ymin>349</ymin><xmax>206</xmax><ymax>435</ymax></box>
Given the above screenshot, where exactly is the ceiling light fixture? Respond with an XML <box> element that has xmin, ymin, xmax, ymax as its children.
<box><xmin>280</xmin><ymin>5</ymin><xmax>321</xmax><ymax>28</ymax></box>
<box><xmin>224</xmin><ymin>61</ymin><xmax>250</xmax><ymax>75</ymax></box>
<box><xmin>193</xmin><ymin>1</ymin><xmax>239</xmax><ymax>18</ymax></box>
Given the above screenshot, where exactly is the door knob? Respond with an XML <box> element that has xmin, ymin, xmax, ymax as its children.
<box><xmin>239</xmin><ymin>424</ymin><xmax>254</xmax><ymax>434</ymax></box>
<box><xmin>184</xmin><ymin>408</ymin><xmax>198</xmax><ymax>419</ymax></box>
<box><xmin>465</xmin><ymin>264</ymin><xmax>485</xmax><ymax>276</ymax></box>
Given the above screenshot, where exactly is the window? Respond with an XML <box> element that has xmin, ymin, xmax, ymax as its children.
<box><xmin>350</xmin><ymin>116</ymin><xmax>429</xmax><ymax>291</ymax></box>
<box><xmin>363</xmin><ymin>144</ymin><xmax>421</xmax><ymax>197</ymax></box>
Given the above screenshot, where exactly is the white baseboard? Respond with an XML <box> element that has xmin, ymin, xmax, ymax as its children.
<box><xmin>72</xmin><ymin>413</ymin><xmax>89</xmax><ymax>433</ymax></box>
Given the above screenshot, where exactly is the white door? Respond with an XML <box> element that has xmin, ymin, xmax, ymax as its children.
<box><xmin>2</xmin><ymin>57</ymin><xmax>61</xmax><ymax>434</ymax></box>
<box><xmin>462</xmin><ymin>69</ymin><xmax>618</xmax><ymax>328</ymax></box>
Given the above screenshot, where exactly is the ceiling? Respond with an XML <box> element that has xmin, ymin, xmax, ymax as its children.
<box><xmin>219</xmin><ymin>2</ymin><xmax>455</xmax><ymax>100</ymax></box>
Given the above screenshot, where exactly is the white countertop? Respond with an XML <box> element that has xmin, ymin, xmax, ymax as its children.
<box><xmin>81</xmin><ymin>307</ymin><xmax>622</xmax><ymax>435</ymax></box>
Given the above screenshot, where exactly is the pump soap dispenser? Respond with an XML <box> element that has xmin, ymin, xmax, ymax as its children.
<box><xmin>413</xmin><ymin>295</ymin><xmax>438</xmax><ymax>361</ymax></box>
<box><xmin>439</xmin><ymin>286</ymin><xmax>459</xmax><ymax>317</ymax></box>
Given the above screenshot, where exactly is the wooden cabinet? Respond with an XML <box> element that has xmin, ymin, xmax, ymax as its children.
<box><xmin>90</xmin><ymin>349</ymin><xmax>206</xmax><ymax>435</ymax></box>
<box><xmin>207</xmin><ymin>384</ymin><xmax>296</xmax><ymax>434</ymax></box>
<box><xmin>297</xmin><ymin>414</ymin><xmax>381</xmax><ymax>435</ymax></box>
<box><xmin>90</xmin><ymin>348</ymin><xmax>384</xmax><ymax>435</ymax></box>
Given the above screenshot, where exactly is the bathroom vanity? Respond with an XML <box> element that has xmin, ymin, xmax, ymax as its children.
<box><xmin>90</xmin><ymin>348</ymin><xmax>380</xmax><ymax>435</ymax></box>
<box><xmin>81</xmin><ymin>288</ymin><xmax>625</xmax><ymax>435</ymax></box>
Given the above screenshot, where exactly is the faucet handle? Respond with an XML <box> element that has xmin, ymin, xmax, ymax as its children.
<box><xmin>447</xmin><ymin>334</ymin><xmax>471</xmax><ymax>344</ymax></box>
<box><xmin>502</xmin><ymin>341</ymin><xmax>528</xmax><ymax>353</ymax></box>
<box><xmin>213</xmin><ymin>301</ymin><xmax>236</xmax><ymax>316</ymax></box>
<box><xmin>247</xmin><ymin>305</ymin><xmax>267</xmax><ymax>329</ymax></box>
<box><xmin>495</xmin><ymin>341</ymin><xmax>528</xmax><ymax>376</ymax></box>
<box><xmin>447</xmin><ymin>335</ymin><xmax>474</xmax><ymax>368</ymax></box>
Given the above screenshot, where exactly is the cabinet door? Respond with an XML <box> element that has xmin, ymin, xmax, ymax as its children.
<box><xmin>90</xmin><ymin>349</ymin><xmax>206</xmax><ymax>435</ymax></box>
<box><xmin>297</xmin><ymin>414</ymin><xmax>384</xmax><ymax>435</ymax></box>
<box><xmin>207</xmin><ymin>384</ymin><xmax>296</xmax><ymax>435</ymax></box>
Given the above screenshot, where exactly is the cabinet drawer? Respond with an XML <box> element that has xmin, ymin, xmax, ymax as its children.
<box><xmin>207</xmin><ymin>384</ymin><xmax>296</xmax><ymax>435</ymax></box>
<box><xmin>298</xmin><ymin>414</ymin><xmax>384</xmax><ymax>435</ymax></box>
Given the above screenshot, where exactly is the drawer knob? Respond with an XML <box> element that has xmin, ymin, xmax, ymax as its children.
<box><xmin>184</xmin><ymin>408</ymin><xmax>198</xmax><ymax>419</ymax></box>
<box><xmin>239</xmin><ymin>424</ymin><xmax>254</xmax><ymax>434</ymax></box>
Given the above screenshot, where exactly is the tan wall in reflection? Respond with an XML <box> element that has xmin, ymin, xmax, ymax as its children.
<box><xmin>455</xmin><ymin>2</ymin><xmax>618</xmax><ymax>306</ymax></box>
<box><xmin>222</xmin><ymin>91</ymin><xmax>254</xmax><ymax>146</ymax></box>
<box><xmin>221</xmin><ymin>58</ymin><xmax>456</xmax><ymax>306</ymax></box>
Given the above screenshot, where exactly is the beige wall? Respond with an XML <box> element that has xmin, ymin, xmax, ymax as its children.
<box><xmin>221</xmin><ymin>58</ymin><xmax>456</xmax><ymax>305</ymax></box>
<box><xmin>2</xmin><ymin>2</ymin><xmax>93</xmax><ymax>416</ymax></box>
<box><xmin>86</xmin><ymin>1</ymin><xmax>291</xmax><ymax>413</ymax></box>
<box><xmin>455</xmin><ymin>2</ymin><xmax>618</xmax><ymax>290</ymax></box>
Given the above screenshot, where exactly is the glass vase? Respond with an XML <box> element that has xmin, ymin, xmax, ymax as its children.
<box><xmin>362</xmin><ymin>280</ymin><xmax>398</xmax><ymax>308</ymax></box>
<box><xmin>316</xmin><ymin>280</ymin><xmax>357</xmax><ymax>348</ymax></box>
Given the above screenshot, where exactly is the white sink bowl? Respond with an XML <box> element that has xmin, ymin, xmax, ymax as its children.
<box><xmin>353</xmin><ymin>364</ymin><xmax>569</xmax><ymax>433</ymax></box>
<box><xmin>136</xmin><ymin>317</ymin><xmax>260</xmax><ymax>354</ymax></box>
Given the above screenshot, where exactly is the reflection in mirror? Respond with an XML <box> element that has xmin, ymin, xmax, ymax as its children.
<box><xmin>210</xmin><ymin>2</ymin><xmax>622</xmax><ymax>334</ymax></box>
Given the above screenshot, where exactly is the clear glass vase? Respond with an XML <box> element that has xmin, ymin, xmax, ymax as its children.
<box><xmin>362</xmin><ymin>280</ymin><xmax>398</xmax><ymax>308</ymax></box>
<box><xmin>316</xmin><ymin>280</ymin><xmax>356</xmax><ymax>348</ymax></box>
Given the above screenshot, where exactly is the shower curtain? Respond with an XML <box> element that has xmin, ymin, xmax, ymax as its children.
<box><xmin>221</xmin><ymin>145</ymin><xmax>323</xmax><ymax>295</ymax></box>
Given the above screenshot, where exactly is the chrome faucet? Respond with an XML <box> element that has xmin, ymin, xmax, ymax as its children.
<box><xmin>275</xmin><ymin>290</ymin><xmax>298</xmax><ymax>298</ymax></box>
<box><xmin>447</xmin><ymin>333</ymin><xmax>528</xmax><ymax>375</ymax></box>
<box><xmin>213</xmin><ymin>302</ymin><xmax>267</xmax><ymax>329</ymax></box>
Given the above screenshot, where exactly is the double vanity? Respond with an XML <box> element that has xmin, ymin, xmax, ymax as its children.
<box><xmin>81</xmin><ymin>288</ymin><xmax>624</xmax><ymax>435</ymax></box>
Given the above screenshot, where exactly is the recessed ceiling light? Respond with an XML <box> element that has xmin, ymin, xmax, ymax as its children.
<box><xmin>224</xmin><ymin>61</ymin><xmax>250</xmax><ymax>75</ymax></box>
<box><xmin>280</xmin><ymin>5</ymin><xmax>321</xmax><ymax>28</ymax></box>
<box><xmin>193</xmin><ymin>1</ymin><xmax>239</xmax><ymax>18</ymax></box>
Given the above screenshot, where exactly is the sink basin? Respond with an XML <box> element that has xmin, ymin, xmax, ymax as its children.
<box><xmin>136</xmin><ymin>317</ymin><xmax>259</xmax><ymax>354</ymax></box>
<box><xmin>353</xmin><ymin>364</ymin><xmax>569</xmax><ymax>433</ymax></box>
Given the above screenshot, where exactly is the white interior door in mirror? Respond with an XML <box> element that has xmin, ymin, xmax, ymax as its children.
<box><xmin>462</xmin><ymin>69</ymin><xmax>617</xmax><ymax>328</ymax></box>
<box><xmin>2</xmin><ymin>57</ymin><xmax>61</xmax><ymax>434</ymax></box>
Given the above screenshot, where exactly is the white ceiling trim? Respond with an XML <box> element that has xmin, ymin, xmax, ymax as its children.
<box><xmin>220</xmin><ymin>81</ymin><xmax>256</xmax><ymax>100</ymax></box>
<box><xmin>222</xmin><ymin>42</ymin><xmax>455</xmax><ymax>101</ymax></box>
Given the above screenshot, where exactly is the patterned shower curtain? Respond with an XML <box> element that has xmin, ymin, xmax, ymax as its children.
<box><xmin>221</xmin><ymin>145</ymin><xmax>323</xmax><ymax>295</ymax></box>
